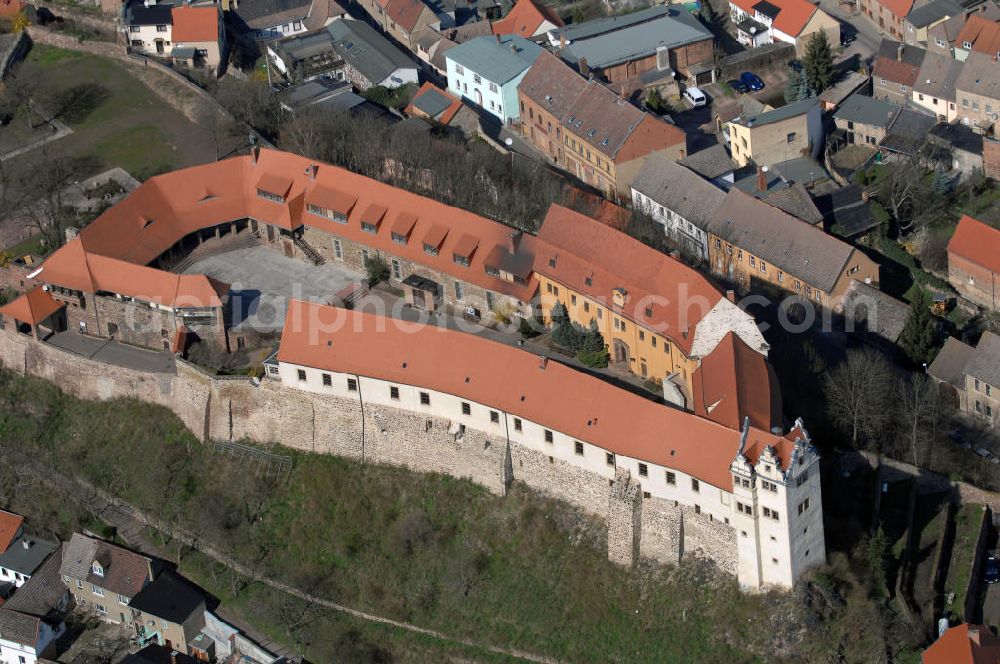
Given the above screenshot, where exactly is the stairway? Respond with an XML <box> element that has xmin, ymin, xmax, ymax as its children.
<box><xmin>293</xmin><ymin>235</ymin><xmax>326</xmax><ymax>266</ymax></box>
<box><xmin>169</xmin><ymin>232</ymin><xmax>262</xmax><ymax>273</ymax></box>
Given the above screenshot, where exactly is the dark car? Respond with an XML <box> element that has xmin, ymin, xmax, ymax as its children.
<box><xmin>740</xmin><ymin>71</ymin><xmax>765</xmax><ymax>91</ymax></box>
<box><xmin>841</xmin><ymin>32</ymin><xmax>856</xmax><ymax>46</ymax></box>
<box><xmin>986</xmin><ymin>552</ymin><xmax>999</xmax><ymax>584</ymax></box>
<box><xmin>729</xmin><ymin>78</ymin><xmax>750</xmax><ymax>94</ymax></box>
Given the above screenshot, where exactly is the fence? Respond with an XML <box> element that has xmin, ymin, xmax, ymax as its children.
<box><xmin>717</xmin><ymin>42</ymin><xmax>795</xmax><ymax>79</ymax></box>
<box><xmin>211</xmin><ymin>439</ymin><xmax>293</xmax><ymax>483</ymax></box>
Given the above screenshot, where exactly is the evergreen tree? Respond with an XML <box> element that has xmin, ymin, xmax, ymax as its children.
<box><xmin>803</xmin><ymin>29</ymin><xmax>834</xmax><ymax>93</ymax></box>
<box><xmin>933</xmin><ymin>165</ymin><xmax>953</xmax><ymax>196</ymax></box>
<box><xmin>577</xmin><ymin>321</ymin><xmax>609</xmax><ymax>368</ymax></box>
<box><xmin>550</xmin><ymin>301</ymin><xmax>585</xmax><ymax>351</ymax></box>
<box><xmin>898</xmin><ymin>288</ymin><xmax>936</xmax><ymax>365</ymax></box>
<box><xmin>698</xmin><ymin>0</ymin><xmax>717</xmax><ymax>27</ymax></box>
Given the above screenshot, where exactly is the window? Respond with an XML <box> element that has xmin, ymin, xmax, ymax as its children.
<box><xmin>76</xmin><ymin>580</ymin><xmax>83</xmax><ymax>590</ymax></box>
<box><xmin>489</xmin><ymin>82</ymin><xmax>497</xmax><ymax>93</ymax></box>
<box><xmin>118</xmin><ymin>594</ymin><xmax>128</xmax><ymax>605</ymax></box>
<box><xmin>760</xmin><ymin>261</ymin><xmax>766</xmax><ymax>274</ymax></box>
<box><xmin>544</xmin><ymin>429</ymin><xmax>553</xmax><ymax>443</ymax></box>
<box><xmin>514</xmin><ymin>417</ymin><xmax>522</xmax><ymax>431</ymax></box>
<box><xmin>347</xmin><ymin>378</ymin><xmax>358</xmax><ymax>392</ymax></box>
<box><xmin>786</xmin><ymin>132</ymin><xmax>796</xmax><ymax>143</ymax></box>
<box><xmin>963</xmin><ymin>40</ymin><xmax>972</xmax><ymax>48</ymax></box>
<box><xmin>156</xmin><ymin>24</ymin><xmax>167</xmax><ymax>31</ymax></box>
<box><xmin>796</xmin><ymin>470</ymin><xmax>809</xmax><ymax>487</ymax></box>
<box><xmin>639</xmin><ymin>330</ymin><xmax>645</xmax><ymax>341</ymax></box>
<box><xmin>333</xmin><ymin>239</ymin><xmax>343</xmax><ymax>259</ymax></box>
<box><xmin>454</xmin><ymin>281</ymin><xmax>463</xmax><ymax>300</ymax></box>
<box><xmin>749</xmin><ymin>256</ymin><xmax>756</xmax><ymax>268</ymax></box>
<box><xmin>666</xmin><ymin>471</ymin><xmax>676</xmax><ymax>485</ymax></box>
<box><xmin>737</xmin><ymin>502</ymin><xmax>752</xmax><ymax>515</ymax></box>
<box><xmin>638</xmin><ymin>463</ymin><xmax>648</xmax><ymax>477</ymax></box>
<box><xmin>361</xmin><ymin>248</ymin><xmax>370</xmax><ymax>263</ymax></box>
<box><xmin>691</xmin><ymin>478</ymin><xmax>700</xmax><ymax>493</ymax></box>
<box><xmin>257</xmin><ymin>189</ymin><xmax>285</xmax><ymax>203</ymax></box>
<box><xmin>455</xmin><ymin>64</ymin><xmax>464</xmax><ymax>75</ymax></box>
<box><xmin>390</xmin><ymin>386</ymin><xmax>400</xmax><ymax>400</ymax></box>
<box><xmin>575</xmin><ymin>441</ymin><xmax>584</xmax><ymax>456</ymax></box>
<box><xmin>977</xmin><ymin>400</ymin><xmax>983</xmax><ymax>413</ymax></box>
<box><xmin>571</xmin><ymin>294</ymin><xmax>577</xmax><ymax>306</ymax></box>
<box><xmin>96</xmin><ymin>604</ymin><xmax>107</xmax><ymax>614</ymax></box>
<box><xmin>490</xmin><ymin>410</ymin><xmax>499</xmax><ymax>423</ymax></box>
<box><xmin>606</xmin><ymin>452</ymin><xmax>615</xmax><ymax>466</ymax></box>
<box><xmin>424</xmin><ymin>243</ymin><xmax>439</xmax><ymax>256</ymax></box>
<box><xmin>293</xmin><ymin>19</ymin><xmax>302</xmax><ymax>29</ymax></box>
<box><xmin>322</xmin><ymin>373</ymin><xmax>332</xmax><ymax>387</ymax></box>
<box><xmin>798</xmin><ymin>498</ymin><xmax>811</xmax><ymax>514</ymax></box>
<box><xmin>93</xmin><ymin>585</ymin><xmax>104</xmax><ymax>596</ymax></box>
<box><xmin>777</xmin><ymin>271</ymin><xmax>783</xmax><ymax>283</ymax></box>
<box><xmin>391</xmin><ymin>259</ymin><xmax>401</xmax><ymax>280</ymax></box>
<box><xmin>92</xmin><ymin>561</ymin><xmax>104</xmax><ymax>577</ymax></box>
<box><xmin>459</xmin><ymin>402</ymin><xmax>471</xmax><ymax>416</ymax></box>
<box><xmin>763</xmin><ymin>507</ymin><xmax>779</xmax><ymax>520</ymax></box>
<box><xmin>473</xmin><ymin>74</ymin><xmax>482</xmax><ymax>84</ymax></box>
<box><xmin>988</xmin><ymin>385</ymin><xmax>993</xmax><ymax>397</ymax></box>
<box><xmin>420</xmin><ymin>391</ymin><xmax>430</xmax><ymax>405</ymax></box>
<box><xmin>297</xmin><ymin>369</ymin><xmax>306</xmax><ymax>382</ymax></box>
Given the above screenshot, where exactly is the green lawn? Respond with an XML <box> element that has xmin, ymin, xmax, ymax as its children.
<box><xmin>945</xmin><ymin>503</ymin><xmax>985</xmax><ymax>620</ymax></box>
<box><xmin>872</xmin><ymin>235</ymin><xmax>951</xmax><ymax>303</ymax></box>
<box><xmin>2</xmin><ymin>232</ymin><xmax>49</xmax><ymax>258</ymax></box>
<box><xmin>0</xmin><ymin>368</ymin><xmax>897</xmax><ymax>664</ymax></box>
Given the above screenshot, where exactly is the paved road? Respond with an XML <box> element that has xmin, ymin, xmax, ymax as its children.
<box><xmin>815</xmin><ymin>1</ymin><xmax>881</xmax><ymax>68</ymax></box>
<box><xmin>46</xmin><ymin>331</ymin><xmax>176</xmax><ymax>373</ymax></box>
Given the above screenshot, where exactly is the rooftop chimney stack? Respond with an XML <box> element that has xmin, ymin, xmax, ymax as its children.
<box><xmin>897</xmin><ymin>43</ymin><xmax>904</xmax><ymax>61</ymax></box>
<box><xmin>251</xmin><ymin>146</ymin><xmax>261</xmax><ymax>165</ymax></box>
<box><xmin>678</xmin><ymin>148</ymin><xmax>686</xmax><ymax>159</ymax></box>
<box><xmin>539</xmin><ymin>356</ymin><xmax>548</xmax><ymax>369</ymax></box>
<box><xmin>508</xmin><ymin>230</ymin><xmax>521</xmax><ymax>253</ymax></box>
<box><xmin>757</xmin><ymin>165</ymin><xmax>768</xmax><ymax>192</ymax></box>
<box><xmin>307</xmin><ymin>164</ymin><xmax>318</xmax><ymax>180</ymax></box>
<box><xmin>578</xmin><ymin>57</ymin><xmax>589</xmax><ymax>78</ymax></box>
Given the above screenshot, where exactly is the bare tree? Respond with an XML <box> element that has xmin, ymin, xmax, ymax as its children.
<box><xmin>824</xmin><ymin>348</ymin><xmax>894</xmax><ymax>448</ymax></box>
<box><xmin>875</xmin><ymin>156</ymin><xmax>923</xmax><ymax>231</ymax></box>
<box><xmin>895</xmin><ymin>372</ymin><xmax>945</xmax><ymax>466</ymax></box>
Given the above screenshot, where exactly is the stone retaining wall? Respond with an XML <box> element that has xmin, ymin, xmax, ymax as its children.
<box><xmin>0</xmin><ymin>327</ymin><xmax>741</xmax><ymax>579</ymax></box>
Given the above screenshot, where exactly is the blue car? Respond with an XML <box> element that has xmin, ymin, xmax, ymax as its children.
<box><xmin>728</xmin><ymin>78</ymin><xmax>749</xmax><ymax>94</ymax></box>
<box><xmin>740</xmin><ymin>71</ymin><xmax>765</xmax><ymax>91</ymax></box>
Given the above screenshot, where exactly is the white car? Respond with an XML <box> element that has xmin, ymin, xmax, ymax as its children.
<box><xmin>683</xmin><ymin>86</ymin><xmax>707</xmax><ymax>107</ymax></box>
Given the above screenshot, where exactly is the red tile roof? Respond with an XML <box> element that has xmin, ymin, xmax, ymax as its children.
<box><xmin>382</xmin><ymin>0</ymin><xmax>430</xmax><ymax>33</ymax></box>
<box><xmin>0</xmin><ymin>288</ymin><xmax>64</xmax><ymax>326</ymax></box>
<box><xmin>730</xmin><ymin>0</ymin><xmax>818</xmax><ymax>36</ymax></box>
<box><xmin>170</xmin><ymin>5</ymin><xmax>219</xmax><ymax>43</ymax></box>
<box><xmin>956</xmin><ymin>14</ymin><xmax>1000</xmax><ymax>57</ymax></box>
<box><xmin>0</xmin><ymin>511</ymin><xmax>23</xmax><ymax>554</ymax></box>
<box><xmin>691</xmin><ymin>332</ymin><xmax>780</xmax><ymax>431</ymax></box>
<box><xmin>923</xmin><ymin>624</ymin><xmax>1000</xmax><ymax>664</ymax></box>
<box><xmin>492</xmin><ymin>0</ymin><xmax>563</xmax><ymax>38</ymax></box>
<box><xmin>0</xmin><ymin>0</ymin><xmax>25</xmax><ymax>17</ymax></box>
<box><xmin>948</xmin><ymin>215</ymin><xmax>1000</xmax><ymax>274</ymax></box>
<box><xmin>535</xmin><ymin>204</ymin><xmax>722</xmax><ymax>355</ymax></box>
<box><xmin>279</xmin><ymin>300</ymin><xmax>797</xmax><ymax>490</ymax></box>
<box><xmin>879</xmin><ymin>0</ymin><xmax>914</xmax><ymax>19</ymax></box>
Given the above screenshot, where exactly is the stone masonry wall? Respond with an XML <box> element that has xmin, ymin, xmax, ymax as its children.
<box><xmin>0</xmin><ymin>328</ymin><xmax>742</xmax><ymax>578</ymax></box>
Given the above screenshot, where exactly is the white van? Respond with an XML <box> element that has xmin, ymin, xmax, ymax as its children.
<box><xmin>683</xmin><ymin>86</ymin><xmax>707</xmax><ymax>107</ymax></box>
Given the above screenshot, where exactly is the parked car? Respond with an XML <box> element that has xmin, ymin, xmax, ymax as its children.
<box><xmin>985</xmin><ymin>552</ymin><xmax>999</xmax><ymax>584</ymax></box>
<box><xmin>683</xmin><ymin>86</ymin><xmax>708</xmax><ymax>107</ymax></box>
<box><xmin>729</xmin><ymin>78</ymin><xmax>749</xmax><ymax>94</ymax></box>
<box><xmin>740</xmin><ymin>71</ymin><xmax>765</xmax><ymax>91</ymax></box>
<box><xmin>788</xmin><ymin>59</ymin><xmax>802</xmax><ymax>72</ymax></box>
<box><xmin>841</xmin><ymin>32</ymin><xmax>856</xmax><ymax>46</ymax></box>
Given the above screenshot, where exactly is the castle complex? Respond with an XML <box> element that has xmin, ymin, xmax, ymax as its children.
<box><xmin>0</xmin><ymin>148</ymin><xmax>826</xmax><ymax>590</ymax></box>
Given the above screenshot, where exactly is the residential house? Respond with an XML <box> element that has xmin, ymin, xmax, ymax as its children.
<box><xmin>122</xmin><ymin>644</ymin><xmax>199</xmax><ymax>664</ymax></box>
<box><xmin>129</xmin><ymin>571</ymin><xmax>207</xmax><ymax>654</ymax></box>
<box><xmin>928</xmin><ymin>122</ymin><xmax>984</xmax><ymax>177</ymax></box>
<box><xmin>832</xmin><ymin>93</ymin><xmax>901</xmax><ymax>146</ymax></box>
<box><xmin>227</xmin><ymin>0</ymin><xmax>320</xmax><ymax>40</ymax></box>
<box><xmin>414</xmin><ymin>28</ymin><xmax>457</xmax><ymax>77</ymax></box>
<box><xmin>446</xmin><ymin>34</ymin><xmax>544</xmax><ymax>123</ymax></box>
<box><xmin>169</xmin><ymin>5</ymin><xmax>226</xmax><ymax>72</ymax></box>
<box><xmin>60</xmin><ymin>533</ymin><xmax>156</xmax><ymax>626</ymax></box>
<box><xmin>534</xmin><ymin>204</ymin><xmax>769</xmax><ymax>389</ymax></box>
<box><xmin>955</xmin><ymin>51</ymin><xmax>1000</xmax><ymax>135</ymax></box>
<box><xmin>922</xmin><ymin>624</ymin><xmax>1000</xmax><ymax>664</ymax></box>
<box><xmin>819</xmin><ymin>71</ymin><xmax>871</xmax><ymax>112</ymax></box>
<box><xmin>725</xmin><ymin>98</ymin><xmax>823</xmax><ymax>167</ymax></box>
<box><xmin>630</xmin><ymin>153</ymin><xmax>726</xmax><ymax>259</ymax></box>
<box><xmin>873</xmin><ymin>39</ymin><xmax>926</xmax><ymax>104</ymax></box>
<box><xmin>549</xmin><ymin>6</ymin><xmax>716</xmax><ymax>89</ymax></box>
<box><xmin>954</xmin><ymin>13</ymin><xmax>1000</xmax><ymax>60</ymax></box>
<box><xmin>728</xmin><ymin>0</ymin><xmax>840</xmax><ymax>56</ymax></box>
<box><xmin>927</xmin><ymin>4</ymin><xmax>1000</xmax><ymax>55</ymax></box>
<box><xmin>839</xmin><ymin>280</ymin><xmax>911</xmax><ymax>347</ymax></box>
<box><xmin>929</xmin><ymin>333</ymin><xmax>1000</xmax><ymax>424</ymax></box>
<box><xmin>267</xmin><ymin>29</ymin><xmax>347</xmax><ymax>84</ymax></box>
<box><xmin>860</xmin><ymin>0</ymin><xmax>913</xmax><ymax>40</ymax></box>
<box><xmin>278</xmin><ymin>79</ymin><xmax>392</xmax><ymax>119</ymax></box>
<box><xmin>356</xmin><ymin>0</ymin><xmax>438</xmax><ymax>50</ymax></box>
<box><xmin>0</xmin><ymin>608</ymin><xmax>61</xmax><ymax>664</ymax></box>
<box><xmin>123</xmin><ymin>1</ymin><xmax>174</xmax><ymax>57</ymax></box>
<box><xmin>328</xmin><ymin>19</ymin><xmax>419</xmax><ymax>90</ymax></box>
<box><xmin>912</xmin><ymin>50</ymin><xmax>963</xmax><ymax>120</ymax></box>
<box><xmin>0</xmin><ymin>286</ymin><xmax>66</xmax><ymax>341</ymax></box>
<box><xmin>0</xmin><ymin>511</ymin><xmax>58</xmax><ymax>592</ymax></box>
<box><xmin>677</xmin><ymin>143</ymin><xmax>736</xmax><ymax>187</ymax></box>
<box><xmin>516</xmin><ymin>50</ymin><xmax>687</xmax><ymax>198</ymax></box>
<box><xmin>903</xmin><ymin>0</ymin><xmax>981</xmax><ymax>46</ymax></box>
<box><xmin>813</xmin><ymin>184</ymin><xmax>880</xmax><ymax>237</ymax></box>
<box><xmin>4</xmin><ymin>546</ymin><xmax>70</xmax><ymax>621</ymax></box>
<box><xmin>491</xmin><ymin>0</ymin><xmax>563</xmax><ymax>38</ymax></box>
<box><xmin>705</xmin><ymin>188</ymin><xmax>880</xmax><ymax>307</ymax></box>
<box><xmin>728</xmin><ymin>165</ymin><xmax>823</xmax><ymax>222</ymax></box>
<box><xmin>948</xmin><ymin>214</ymin><xmax>1000</xmax><ymax>309</ymax></box>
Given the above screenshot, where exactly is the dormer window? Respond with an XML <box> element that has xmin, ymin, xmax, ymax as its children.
<box><xmin>92</xmin><ymin>561</ymin><xmax>104</xmax><ymax>577</ymax></box>
<box><xmin>453</xmin><ymin>253</ymin><xmax>470</xmax><ymax>267</ymax></box>
<box><xmin>452</xmin><ymin>235</ymin><xmax>478</xmax><ymax>267</ymax></box>
<box><xmin>963</xmin><ymin>40</ymin><xmax>972</xmax><ymax>49</ymax></box>
<box><xmin>257</xmin><ymin>188</ymin><xmax>285</xmax><ymax>203</ymax></box>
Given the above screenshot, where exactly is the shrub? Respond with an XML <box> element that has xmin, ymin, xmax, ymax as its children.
<box><xmin>363</xmin><ymin>255</ymin><xmax>390</xmax><ymax>286</ymax></box>
<box><xmin>577</xmin><ymin>349</ymin><xmax>609</xmax><ymax>368</ymax></box>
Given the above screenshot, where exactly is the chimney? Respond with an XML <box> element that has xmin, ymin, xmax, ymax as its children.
<box><xmin>539</xmin><ymin>355</ymin><xmax>548</xmax><ymax>369</ymax></box>
<box><xmin>251</xmin><ymin>146</ymin><xmax>260</xmax><ymax>164</ymax></box>
<box><xmin>897</xmin><ymin>43</ymin><xmax>904</xmax><ymax>61</ymax></box>
<box><xmin>678</xmin><ymin>148</ymin><xmax>686</xmax><ymax>159</ymax></box>
<box><xmin>307</xmin><ymin>164</ymin><xmax>318</xmax><ymax>180</ymax></box>
<box><xmin>508</xmin><ymin>230</ymin><xmax>521</xmax><ymax>253</ymax></box>
<box><xmin>65</xmin><ymin>226</ymin><xmax>79</xmax><ymax>242</ymax></box>
<box><xmin>969</xmin><ymin>627</ymin><xmax>981</xmax><ymax>645</ymax></box>
<box><xmin>578</xmin><ymin>57</ymin><xmax>589</xmax><ymax>78</ymax></box>
<box><xmin>559</xmin><ymin>34</ymin><xmax>566</xmax><ymax>48</ymax></box>
<box><xmin>495</xmin><ymin>34</ymin><xmax>501</xmax><ymax>44</ymax></box>
<box><xmin>757</xmin><ymin>165</ymin><xmax>768</xmax><ymax>192</ymax></box>
<box><xmin>170</xmin><ymin>652</ymin><xmax>178</xmax><ymax>664</ymax></box>
<box><xmin>726</xmin><ymin>289</ymin><xmax>735</xmax><ymax>302</ymax></box>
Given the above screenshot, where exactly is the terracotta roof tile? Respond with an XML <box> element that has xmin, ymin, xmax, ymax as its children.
<box><xmin>947</xmin><ymin>214</ymin><xmax>1000</xmax><ymax>274</ymax></box>
<box><xmin>874</xmin><ymin>39</ymin><xmax>926</xmax><ymax>87</ymax></box>
<box><xmin>691</xmin><ymin>332</ymin><xmax>779</xmax><ymax>431</ymax></box>
<box><xmin>405</xmin><ymin>82</ymin><xmax>464</xmax><ymax>124</ymax></box>
<box><xmin>279</xmin><ymin>301</ymin><xmax>798</xmax><ymax>489</ymax></box>
<box><xmin>922</xmin><ymin>623</ymin><xmax>1000</xmax><ymax>664</ymax></box>
<box><xmin>170</xmin><ymin>6</ymin><xmax>219</xmax><ymax>43</ymax></box>
<box><xmin>956</xmin><ymin>14</ymin><xmax>1000</xmax><ymax>56</ymax></box>
<box><xmin>0</xmin><ymin>511</ymin><xmax>23</xmax><ymax>554</ymax></box>
<box><xmin>730</xmin><ymin>0</ymin><xmax>818</xmax><ymax>36</ymax></box>
<box><xmin>0</xmin><ymin>288</ymin><xmax>64</xmax><ymax>326</ymax></box>
<box><xmin>878</xmin><ymin>0</ymin><xmax>914</xmax><ymax>19</ymax></box>
<box><xmin>492</xmin><ymin>0</ymin><xmax>563</xmax><ymax>38</ymax></box>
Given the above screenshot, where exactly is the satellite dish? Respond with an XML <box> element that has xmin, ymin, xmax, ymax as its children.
<box><xmin>505</xmin><ymin>137</ymin><xmax>514</xmax><ymax>146</ymax></box>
